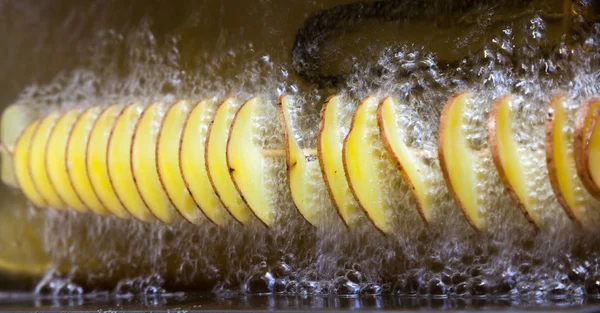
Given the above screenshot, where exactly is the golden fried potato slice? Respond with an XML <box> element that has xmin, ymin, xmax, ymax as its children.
<box><xmin>344</xmin><ymin>95</ymin><xmax>408</xmax><ymax>234</ymax></box>
<box><xmin>228</xmin><ymin>97</ymin><xmax>286</xmax><ymax>227</ymax></box>
<box><xmin>489</xmin><ymin>95</ymin><xmax>539</xmax><ymax>227</ymax></box>
<box><xmin>46</xmin><ymin>109</ymin><xmax>89</xmax><ymax>213</ymax></box>
<box><xmin>29</xmin><ymin>111</ymin><xmax>66</xmax><ymax>210</ymax></box>
<box><xmin>377</xmin><ymin>96</ymin><xmax>436</xmax><ymax>223</ymax></box>
<box><xmin>438</xmin><ymin>92</ymin><xmax>485</xmax><ymax>231</ymax></box>
<box><xmin>546</xmin><ymin>94</ymin><xmax>600</xmax><ymax>229</ymax></box>
<box><xmin>13</xmin><ymin>120</ymin><xmax>46</xmax><ymax>208</ymax></box>
<box><xmin>206</xmin><ymin>97</ymin><xmax>255</xmax><ymax>225</ymax></box>
<box><xmin>132</xmin><ymin>102</ymin><xmax>179</xmax><ymax>224</ymax></box>
<box><xmin>87</xmin><ymin>105</ymin><xmax>130</xmax><ymax>219</ymax></box>
<box><xmin>180</xmin><ymin>100</ymin><xmax>231</xmax><ymax>226</ymax></box>
<box><xmin>318</xmin><ymin>95</ymin><xmax>363</xmax><ymax>227</ymax></box>
<box><xmin>278</xmin><ymin>95</ymin><xmax>330</xmax><ymax>226</ymax></box>
<box><xmin>574</xmin><ymin>98</ymin><xmax>600</xmax><ymax>199</ymax></box>
<box><xmin>108</xmin><ymin>103</ymin><xmax>153</xmax><ymax>222</ymax></box>
<box><xmin>157</xmin><ymin>100</ymin><xmax>204</xmax><ymax>224</ymax></box>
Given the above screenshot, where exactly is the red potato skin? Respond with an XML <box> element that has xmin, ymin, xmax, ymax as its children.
<box><xmin>375</xmin><ymin>97</ymin><xmax>428</xmax><ymax>225</ymax></box>
<box><xmin>544</xmin><ymin>94</ymin><xmax>580</xmax><ymax>226</ymax></box>
<box><xmin>574</xmin><ymin>98</ymin><xmax>600</xmax><ymax>199</ymax></box>
<box><xmin>436</xmin><ymin>91</ymin><xmax>480</xmax><ymax>231</ymax></box>
<box><xmin>487</xmin><ymin>95</ymin><xmax>537</xmax><ymax>229</ymax></box>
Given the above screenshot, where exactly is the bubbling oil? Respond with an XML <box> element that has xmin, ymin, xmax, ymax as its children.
<box><xmin>3</xmin><ymin>2</ymin><xmax>600</xmax><ymax>302</ymax></box>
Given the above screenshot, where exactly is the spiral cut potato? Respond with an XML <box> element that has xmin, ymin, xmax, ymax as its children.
<box><xmin>1</xmin><ymin>92</ymin><xmax>600</xmax><ymax>233</ymax></box>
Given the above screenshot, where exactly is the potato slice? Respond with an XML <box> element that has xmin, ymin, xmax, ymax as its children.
<box><xmin>438</xmin><ymin>92</ymin><xmax>485</xmax><ymax>231</ymax></box>
<box><xmin>46</xmin><ymin>109</ymin><xmax>89</xmax><ymax>213</ymax></box>
<box><xmin>29</xmin><ymin>111</ymin><xmax>66</xmax><ymax>210</ymax></box>
<box><xmin>546</xmin><ymin>94</ymin><xmax>600</xmax><ymax>228</ymax></box>
<box><xmin>180</xmin><ymin>100</ymin><xmax>230</xmax><ymax>226</ymax></box>
<box><xmin>1</xmin><ymin>104</ymin><xmax>37</xmax><ymax>188</ymax></box>
<box><xmin>228</xmin><ymin>97</ymin><xmax>286</xmax><ymax>227</ymax></box>
<box><xmin>278</xmin><ymin>95</ymin><xmax>332</xmax><ymax>226</ymax></box>
<box><xmin>318</xmin><ymin>95</ymin><xmax>363</xmax><ymax>227</ymax></box>
<box><xmin>488</xmin><ymin>95</ymin><xmax>538</xmax><ymax>227</ymax></box>
<box><xmin>344</xmin><ymin>95</ymin><xmax>408</xmax><ymax>234</ymax></box>
<box><xmin>13</xmin><ymin>120</ymin><xmax>46</xmax><ymax>208</ymax></box>
<box><xmin>87</xmin><ymin>105</ymin><xmax>130</xmax><ymax>219</ymax></box>
<box><xmin>586</xmin><ymin>109</ymin><xmax>600</xmax><ymax>199</ymax></box>
<box><xmin>206</xmin><ymin>97</ymin><xmax>255</xmax><ymax>225</ymax></box>
<box><xmin>108</xmin><ymin>103</ymin><xmax>154</xmax><ymax>222</ymax></box>
<box><xmin>132</xmin><ymin>102</ymin><xmax>179</xmax><ymax>224</ymax></box>
<box><xmin>574</xmin><ymin>98</ymin><xmax>600</xmax><ymax>199</ymax></box>
<box><xmin>377</xmin><ymin>96</ymin><xmax>436</xmax><ymax>223</ymax></box>
<box><xmin>157</xmin><ymin>100</ymin><xmax>204</xmax><ymax>224</ymax></box>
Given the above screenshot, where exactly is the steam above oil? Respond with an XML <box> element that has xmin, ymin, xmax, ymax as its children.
<box><xmin>3</xmin><ymin>0</ymin><xmax>600</xmax><ymax>300</ymax></box>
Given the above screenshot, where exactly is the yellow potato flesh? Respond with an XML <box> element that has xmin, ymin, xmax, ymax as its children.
<box><xmin>575</xmin><ymin>99</ymin><xmax>600</xmax><ymax>199</ymax></box>
<box><xmin>589</xmin><ymin>109</ymin><xmax>600</xmax><ymax>196</ymax></box>
<box><xmin>29</xmin><ymin>112</ymin><xmax>66</xmax><ymax>210</ymax></box>
<box><xmin>438</xmin><ymin>92</ymin><xmax>484</xmax><ymax>231</ymax></box>
<box><xmin>46</xmin><ymin>109</ymin><xmax>89</xmax><ymax>213</ymax></box>
<box><xmin>180</xmin><ymin>100</ymin><xmax>230</xmax><ymax>226</ymax></box>
<box><xmin>345</xmin><ymin>95</ymin><xmax>403</xmax><ymax>234</ymax></box>
<box><xmin>1</xmin><ymin>104</ymin><xmax>36</xmax><ymax>188</ymax></box>
<box><xmin>378</xmin><ymin>97</ymin><xmax>434</xmax><ymax>222</ymax></box>
<box><xmin>13</xmin><ymin>120</ymin><xmax>46</xmax><ymax>208</ymax></box>
<box><xmin>132</xmin><ymin>102</ymin><xmax>178</xmax><ymax>224</ymax></box>
<box><xmin>318</xmin><ymin>95</ymin><xmax>363</xmax><ymax>227</ymax></box>
<box><xmin>87</xmin><ymin>105</ymin><xmax>130</xmax><ymax>219</ymax></box>
<box><xmin>206</xmin><ymin>98</ymin><xmax>254</xmax><ymax>225</ymax></box>
<box><xmin>228</xmin><ymin>97</ymin><xmax>281</xmax><ymax>227</ymax></box>
<box><xmin>547</xmin><ymin>95</ymin><xmax>588</xmax><ymax>225</ymax></box>
<box><xmin>280</xmin><ymin>95</ymin><xmax>322</xmax><ymax>226</ymax></box>
<box><xmin>157</xmin><ymin>100</ymin><xmax>203</xmax><ymax>224</ymax></box>
<box><xmin>108</xmin><ymin>103</ymin><xmax>153</xmax><ymax>222</ymax></box>
<box><xmin>490</xmin><ymin>95</ymin><xmax>539</xmax><ymax>226</ymax></box>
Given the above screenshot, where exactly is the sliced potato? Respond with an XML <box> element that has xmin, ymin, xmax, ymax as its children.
<box><xmin>438</xmin><ymin>92</ymin><xmax>485</xmax><ymax>231</ymax></box>
<box><xmin>108</xmin><ymin>103</ymin><xmax>154</xmax><ymax>222</ymax></box>
<box><xmin>29</xmin><ymin>111</ymin><xmax>66</xmax><ymax>210</ymax></box>
<box><xmin>574</xmin><ymin>98</ymin><xmax>600</xmax><ymax>199</ymax></box>
<box><xmin>132</xmin><ymin>102</ymin><xmax>179</xmax><ymax>224</ymax></box>
<box><xmin>13</xmin><ymin>120</ymin><xmax>46</xmax><ymax>208</ymax></box>
<box><xmin>278</xmin><ymin>95</ymin><xmax>331</xmax><ymax>226</ymax></box>
<box><xmin>157</xmin><ymin>100</ymin><xmax>204</xmax><ymax>224</ymax></box>
<box><xmin>86</xmin><ymin>105</ymin><xmax>130</xmax><ymax>219</ymax></box>
<box><xmin>344</xmin><ymin>95</ymin><xmax>408</xmax><ymax>234</ymax></box>
<box><xmin>546</xmin><ymin>94</ymin><xmax>599</xmax><ymax>228</ymax></box>
<box><xmin>228</xmin><ymin>97</ymin><xmax>286</xmax><ymax>227</ymax></box>
<box><xmin>488</xmin><ymin>95</ymin><xmax>538</xmax><ymax>227</ymax></box>
<box><xmin>377</xmin><ymin>96</ymin><xmax>436</xmax><ymax>223</ymax></box>
<box><xmin>180</xmin><ymin>100</ymin><xmax>230</xmax><ymax>226</ymax></box>
<box><xmin>206</xmin><ymin>97</ymin><xmax>255</xmax><ymax>225</ymax></box>
<box><xmin>46</xmin><ymin>109</ymin><xmax>89</xmax><ymax>213</ymax></box>
<box><xmin>586</xmin><ymin>109</ymin><xmax>600</xmax><ymax>199</ymax></box>
<box><xmin>318</xmin><ymin>95</ymin><xmax>364</xmax><ymax>227</ymax></box>
<box><xmin>1</xmin><ymin>104</ymin><xmax>37</xmax><ymax>188</ymax></box>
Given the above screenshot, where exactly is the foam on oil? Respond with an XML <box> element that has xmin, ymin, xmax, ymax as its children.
<box><xmin>3</xmin><ymin>1</ymin><xmax>600</xmax><ymax>301</ymax></box>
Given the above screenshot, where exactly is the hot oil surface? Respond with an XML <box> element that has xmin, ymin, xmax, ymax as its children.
<box><xmin>1</xmin><ymin>0</ymin><xmax>600</xmax><ymax>304</ymax></box>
